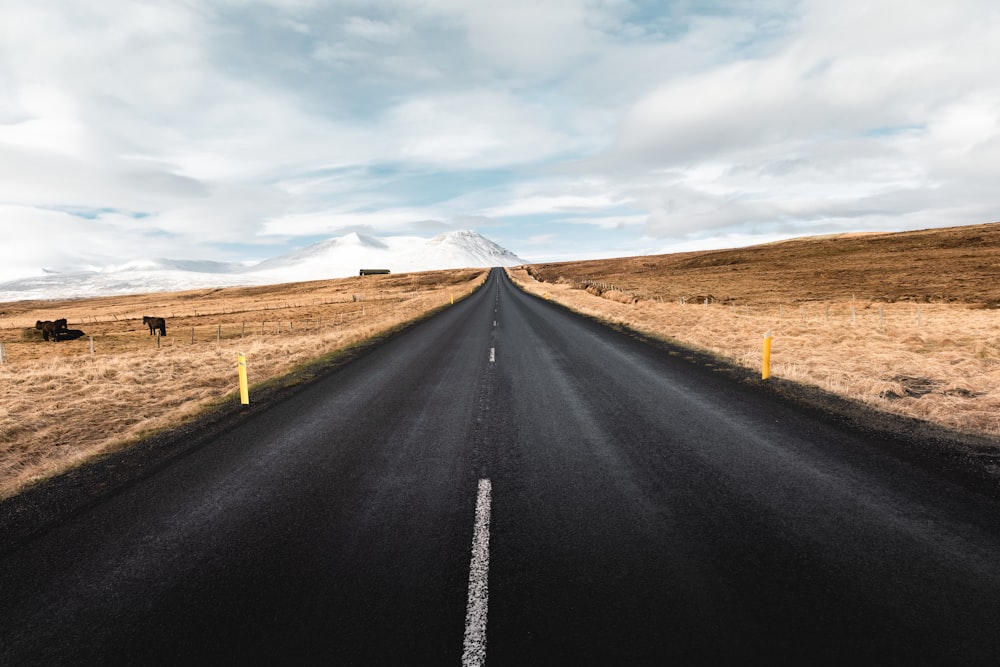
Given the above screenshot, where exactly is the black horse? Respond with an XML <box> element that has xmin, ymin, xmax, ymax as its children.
<box><xmin>143</xmin><ymin>316</ymin><xmax>167</xmax><ymax>336</ymax></box>
<box><xmin>35</xmin><ymin>318</ymin><xmax>68</xmax><ymax>342</ymax></box>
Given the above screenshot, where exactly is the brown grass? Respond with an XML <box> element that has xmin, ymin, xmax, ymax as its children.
<box><xmin>0</xmin><ymin>269</ymin><xmax>486</xmax><ymax>499</ymax></box>
<box><xmin>507</xmin><ymin>222</ymin><xmax>1000</xmax><ymax>445</ymax></box>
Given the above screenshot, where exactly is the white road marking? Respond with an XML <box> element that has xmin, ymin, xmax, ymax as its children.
<box><xmin>463</xmin><ymin>479</ymin><xmax>492</xmax><ymax>667</ymax></box>
<box><xmin>489</xmin><ymin>347</ymin><xmax>495</xmax><ymax>363</ymax></box>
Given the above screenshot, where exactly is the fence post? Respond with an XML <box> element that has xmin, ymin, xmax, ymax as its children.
<box><xmin>191</xmin><ymin>327</ymin><xmax>195</xmax><ymax>344</ymax></box>
<box><xmin>237</xmin><ymin>352</ymin><xmax>249</xmax><ymax>405</ymax></box>
<box><xmin>0</xmin><ymin>342</ymin><xmax>7</xmax><ymax>364</ymax></box>
<box><xmin>762</xmin><ymin>331</ymin><xmax>772</xmax><ymax>380</ymax></box>
<box><xmin>156</xmin><ymin>331</ymin><xmax>161</xmax><ymax>349</ymax></box>
<box><xmin>90</xmin><ymin>336</ymin><xmax>95</xmax><ymax>360</ymax></box>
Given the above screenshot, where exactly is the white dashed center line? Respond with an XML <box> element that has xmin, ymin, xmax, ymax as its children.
<box><xmin>489</xmin><ymin>347</ymin><xmax>495</xmax><ymax>363</ymax></box>
<box><xmin>463</xmin><ymin>478</ymin><xmax>492</xmax><ymax>667</ymax></box>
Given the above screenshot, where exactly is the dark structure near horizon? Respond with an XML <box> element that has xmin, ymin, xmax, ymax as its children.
<box><xmin>359</xmin><ymin>269</ymin><xmax>391</xmax><ymax>276</ymax></box>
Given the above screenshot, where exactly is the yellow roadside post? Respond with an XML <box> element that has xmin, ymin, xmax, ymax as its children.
<box><xmin>238</xmin><ymin>352</ymin><xmax>249</xmax><ymax>405</ymax></box>
<box><xmin>762</xmin><ymin>331</ymin><xmax>772</xmax><ymax>380</ymax></box>
<box><xmin>451</xmin><ymin>293</ymin><xmax>455</xmax><ymax>305</ymax></box>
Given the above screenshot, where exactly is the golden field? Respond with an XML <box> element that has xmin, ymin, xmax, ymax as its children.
<box><xmin>0</xmin><ymin>269</ymin><xmax>486</xmax><ymax>499</ymax></box>
<box><xmin>507</xmin><ymin>223</ymin><xmax>1000</xmax><ymax>456</ymax></box>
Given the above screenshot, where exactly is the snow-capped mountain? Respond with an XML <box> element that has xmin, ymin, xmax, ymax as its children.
<box><xmin>0</xmin><ymin>230</ymin><xmax>527</xmax><ymax>302</ymax></box>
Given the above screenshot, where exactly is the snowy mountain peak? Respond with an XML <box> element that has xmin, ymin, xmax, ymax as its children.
<box><xmin>340</xmin><ymin>232</ymin><xmax>389</xmax><ymax>248</ymax></box>
<box><xmin>449</xmin><ymin>230</ymin><xmax>519</xmax><ymax>255</ymax></box>
<box><xmin>418</xmin><ymin>230</ymin><xmax>523</xmax><ymax>266</ymax></box>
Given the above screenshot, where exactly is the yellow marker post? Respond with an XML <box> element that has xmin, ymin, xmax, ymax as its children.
<box><xmin>450</xmin><ymin>293</ymin><xmax>455</xmax><ymax>305</ymax></box>
<box><xmin>237</xmin><ymin>352</ymin><xmax>249</xmax><ymax>405</ymax></box>
<box><xmin>762</xmin><ymin>331</ymin><xmax>772</xmax><ymax>380</ymax></box>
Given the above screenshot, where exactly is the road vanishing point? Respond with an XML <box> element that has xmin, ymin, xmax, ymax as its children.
<box><xmin>2</xmin><ymin>268</ymin><xmax>1000</xmax><ymax>665</ymax></box>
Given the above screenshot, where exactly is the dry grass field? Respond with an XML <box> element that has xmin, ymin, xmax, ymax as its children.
<box><xmin>0</xmin><ymin>269</ymin><xmax>486</xmax><ymax>499</ymax></box>
<box><xmin>508</xmin><ymin>222</ymin><xmax>1000</xmax><ymax>453</ymax></box>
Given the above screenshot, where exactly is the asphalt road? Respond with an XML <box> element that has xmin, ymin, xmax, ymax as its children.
<box><xmin>2</xmin><ymin>268</ymin><xmax>1000</xmax><ymax>665</ymax></box>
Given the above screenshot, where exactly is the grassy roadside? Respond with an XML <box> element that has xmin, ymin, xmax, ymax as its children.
<box><xmin>0</xmin><ymin>269</ymin><xmax>487</xmax><ymax>500</ymax></box>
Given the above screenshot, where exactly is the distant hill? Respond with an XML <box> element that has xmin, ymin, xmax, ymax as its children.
<box><xmin>0</xmin><ymin>230</ymin><xmax>526</xmax><ymax>302</ymax></box>
<box><xmin>523</xmin><ymin>222</ymin><xmax>1000</xmax><ymax>307</ymax></box>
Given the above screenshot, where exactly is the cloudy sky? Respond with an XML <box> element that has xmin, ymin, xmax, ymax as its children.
<box><xmin>1</xmin><ymin>0</ymin><xmax>998</xmax><ymax>281</ymax></box>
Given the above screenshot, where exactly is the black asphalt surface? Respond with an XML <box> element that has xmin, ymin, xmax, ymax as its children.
<box><xmin>3</xmin><ymin>268</ymin><xmax>1000</xmax><ymax>665</ymax></box>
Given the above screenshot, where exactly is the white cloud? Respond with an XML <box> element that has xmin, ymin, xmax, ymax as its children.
<box><xmin>556</xmin><ymin>214</ymin><xmax>646</xmax><ymax>229</ymax></box>
<box><xmin>380</xmin><ymin>91</ymin><xmax>572</xmax><ymax>168</ymax></box>
<box><xmin>343</xmin><ymin>16</ymin><xmax>410</xmax><ymax>42</ymax></box>
<box><xmin>453</xmin><ymin>0</ymin><xmax>595</xmax><ymax>76</ymax></box>
<box><xmin>261</xmin><ymin>207</ymin><xmax>446</xmax><ymax>237</ymax></box>
<box><xmin>484</xmin><ymin>191</ymin><xmax>625</xmax><ymax>218</ymax></box>
<box><xmin>599</xmin><ymin>0</ymin><xmax>1000</xmax><ymax>241</ymax></box>
<box><xmin>2</xmin><ymin>0</ymin><xmax>1000</xmax><ymax>285</ymax></box>
<box><xmin>526</xmin><ymin>233</ymin><xmax>557</xmax><ymax>245</ymax></box>
<box><xmin>0</xmin><ymin>204</ymin><xmax>240</xmax><ymax>280</ymax></box>
<box><xmin>0</xmin><ymin>207</ymin><xmax>88</xmax><ymax>280</ymax></box>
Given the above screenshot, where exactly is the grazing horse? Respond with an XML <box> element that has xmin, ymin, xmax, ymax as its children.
<box><xmin>143</xmin><ymin>316</ymin><xmax>167</xmax><ymax>336</ymax></box>
<box><xmin>34</xmin><ymin>318</ymin><xmax>68</xmax><ymax>342</ymax></box>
